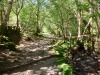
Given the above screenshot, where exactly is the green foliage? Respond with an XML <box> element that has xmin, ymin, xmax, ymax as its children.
<box><xmin>54</xmin><ymin>57</ymin><xmax>66</xmax><ymax>65</ymax></box>
<box><xmin>50</xmin><ymin>39</ymin><xmax>57</xmax><ymax>44</ymax></box>
<box><xmin>54</xmin><ymin>43</ymin><xmax>67</xmax><ymax>56</ymax></box>
<box><xmin>19</xmin><ymin>0</ymin><xmax>46</xmax><ymax>36</ymax></box>
<box><xmin>54</xmin><ymin>41</ymin><xmax>73</xmax><ymax>75</ymax></box>
<box><xmin>54</xmin><ymin>40</ymin><xmax>75</xmax><ymax>56</ymax></box>
<box><xmin>54</xmin><ymin>56</ymin><xmax>73</xmax><ymax>75</ymax></box>
<box><xmin>5</xmin><ymin>42</ymin><xmax>20</xmax><ymax>52</ymax></box>
<box><xmin>23</xmin><ymin>33</ymin><xmax>29</xmax><ymax>37</ymax></box>
<box><xmin>0</xmin><ymin>35</ymin><xmax>10</xmax><ymax>43</ymax></box>
<box><xmin>5</xmin><ymin>42</ymin><xmax>16</xmax><ymax>50</ymax></box>
<box><xmin>5</xmin><ymin>42</ymin><xmax>21</xmax><ymax>52</ymax></box>
<box><xmin>58</xmin><ymin>63</ymin><xmax>72</xmax><ymax>75</ymax></box>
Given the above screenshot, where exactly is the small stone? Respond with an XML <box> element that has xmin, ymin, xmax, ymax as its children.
<box><xmin>35</xmin><ymin>70</ymin><xmax>42</xmax><ymax>74</ymax></box>
<box><xmin>97</xmin><ymin>71</ymin><xmax>100</xmax><ymax>74</ymax></box>
<box><xmin>98</xmin><ymin>59</ymin><xmax>100</xmax><ymax>62</ymax></box>
<box><xmin>40</xmin><ymin>67</ymin><xmax>48</xmax><ymax>71</ymax></box>
<box><xmin>58</xmin><ymin>72</ymin><xmax>63</xmax><ymax>75</ymax></box>
<box><xmin>87</xmin><ymin>73</ymin><xmax>94</xmax><ymax>75</ymax></box>
<box><xmin>54</xmin><ymin>68</ymin><xmax>59</xmax><ymax>71</ymax></box>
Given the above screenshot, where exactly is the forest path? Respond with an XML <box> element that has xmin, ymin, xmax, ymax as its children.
<box><xmin>0</xmin><ymin>36</ymin><xmax>100</xmax><ymax>75</ymax></box>
<box><xmin>0</xmin><ymin>36</ymin><xmax>63</xmax><ymax>75</ymax></box>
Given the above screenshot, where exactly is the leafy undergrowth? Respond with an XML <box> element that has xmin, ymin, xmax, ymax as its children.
<box><xmin>54</xmin><ymin>57</ymin><xmax>73</xmax><ymax>75</ymax></box>
<box><xmin>53</xmin><ymin>41</ymin><xmax>73</xmax><ymax>75</ymax></box>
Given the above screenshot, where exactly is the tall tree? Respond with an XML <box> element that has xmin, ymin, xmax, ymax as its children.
<box><xmin>75</xmin><ymin>0</ymin><xmax>83</xmax><ymax>40</ymax></box>
<box><xmin>35</xmin><ymin>0</ymin><xmax>45</xmax><ymax>35</ymax></box>
<box><xmin>46</xmin><ymin>0</ymin><xmax>76</xmax><ymax>40</ymax></box>
<box><xmin>12</xmin><ymin>0</ymin><xmax>24</xmax><ymax>28</ymax></box>
<box><xmin>1</xmin><ymin>0</ymin><xmax>13</xmax><ymax>27</ymax></box>
<box><xmin>88</xmin><ymin>0</ymin><xmax>100</xmax><ymax>50</ymax></box>
<box><xmin>0</xmin><ymin>1</ymin><xmax>3</xmax><ymax>25</ymax></box>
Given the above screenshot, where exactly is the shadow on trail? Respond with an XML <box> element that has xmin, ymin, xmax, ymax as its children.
<box><xmin>0</xmin><ymin>37</ymin><xmax>62</xmax><ymax>75</ymax></box>
<box><xmin>68</xmin><ymin>51</ymin><xmax>100</xmax><ymax>75</ymax></box>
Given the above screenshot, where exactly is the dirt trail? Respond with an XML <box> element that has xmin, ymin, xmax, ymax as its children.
<box><xmin>0</xmin><ymin>37</ymin><xmax>63</xmax><ymax>75</ymax></box>
<box><xmin>0</xmin><ymin>37</ymin><xmax>100</xmax><ymax>75</ymax></box>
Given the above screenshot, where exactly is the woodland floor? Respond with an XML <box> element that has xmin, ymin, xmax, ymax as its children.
<box><xmin>0</xmin><ymin>36</ymin><xmax>100</xmax><ymax>75</ymax></box>
<box><xmin>0</xmin><ymin>36</ymin><xmax>63</xmax><ymax>75</ymax></box>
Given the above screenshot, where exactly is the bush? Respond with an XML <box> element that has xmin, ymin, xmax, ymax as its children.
<box><xmin>58</xmin><ymin>63</ymin><xmax>72</xmax><ymax>75</ymax></box>
<box><xmin>54</xmin><ymin>57</ymin><xmax>73</xmax><ymax>75</ymax></box>
<box><xmin>54</xmin><ymin>42</ymin><xmax>73</xmax><ymax>75</ymax></box>
<box><xmin>0</xmin><ymin>35</ymin><xmax>10</xmax><ymax>43</ymax></box>
<box><xmin>5</xmin><ymin>42</ymin><xmax>16</xmax><ymax>50</ymax></box>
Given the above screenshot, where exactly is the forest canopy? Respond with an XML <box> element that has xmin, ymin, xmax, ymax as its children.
<box><xmin>0</xmin><ymin>0</ymin><xmax>100</xmax><ymax>48</ymax></box>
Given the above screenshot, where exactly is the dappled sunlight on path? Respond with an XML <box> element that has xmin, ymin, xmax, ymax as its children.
<box><xmin>0</xmin><ymin>37</ymin><xmax>63</xmax><ymax>75</ymax></box>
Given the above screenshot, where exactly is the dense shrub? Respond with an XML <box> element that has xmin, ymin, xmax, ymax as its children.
<box><xmin>5</xmin><ymin>42</ymin><xmax>16</xmax><ymax>50</ymax></box>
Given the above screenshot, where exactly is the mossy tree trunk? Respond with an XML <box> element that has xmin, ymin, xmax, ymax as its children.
<box><xmin>35</xmin><ymin>0</ymin><xmax>41</xmax><ymax>36</ymax></box>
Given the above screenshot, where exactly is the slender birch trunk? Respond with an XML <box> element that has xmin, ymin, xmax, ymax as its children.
<box><xmin>1</xmin><ymin>0</ymin><xmax>13</xmax><ymax>26</ymax></box>
<box><xmin>75</xmin><ymin>0</ymin><xmax>82</xmax><ymax>40</ymax></box>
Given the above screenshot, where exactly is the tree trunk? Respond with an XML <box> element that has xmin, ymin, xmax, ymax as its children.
<box><xmin>36</xmin><ymin>11</ymin><xmax>40</xmax><ymax>35</ymax></box>
<box><xmin>0</xmin><ymin>0</ymin><xmax>13</xmax><ymax>35</ymax></box>
<box><xmin>0</xmin><ymin>9</ymin><xmax>2</xmax><ymax>25</ymax></box>
<box><xmin>35</xmin><ymin>0</ymin><xmax>40</xmax><ymax>35</ymax></box>
<box><xmin>75</xmin><ymin>0</ymin><xmax>82</xmax><ymax>40</ymax></box>
<box><xmin>16</xmin><ymin>14</ymin><xmax>19</xmax><ymax>28</ymax></box>
<box><xmin>12</xmin><ymin>0</ymin><xmax>24</xmax><ymax>28</ymax></box>
<box><xmin>0</xmin><ymin>1</ymin><xmax>3</xmax><ymax>25</ymax></box>
<box><xmin>77</xmin><ymin>11</ymin><xmax>82</xmax><ymax>39</ymax></box>
<box><xmin>88</xmin><ymin>0</ymin><xmax>100</xmax><ymax>51</ymax></box>
<box><xmin>1</xmin><ymin>0</ymin><xmax>13</xmax><ymax>26</ymax></box>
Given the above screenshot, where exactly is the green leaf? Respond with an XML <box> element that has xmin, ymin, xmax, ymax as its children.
<box><xmin>54</xmin><ymin>57</ymin><xmax>66</xmax><ymax>65</ymax></box>
<box><xmin>58</xmin><ymin>63</ymin><xmax>72</xmax><ymax>75</ymax></box>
